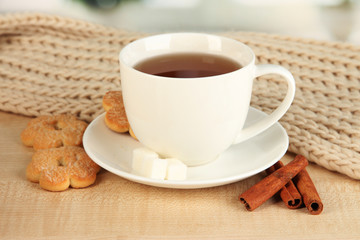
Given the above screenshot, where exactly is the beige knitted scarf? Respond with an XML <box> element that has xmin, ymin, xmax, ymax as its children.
<box><xmin>0</xmin><ymin>13</ymin><xmax>359</xmax><ymax>180</ymax></box>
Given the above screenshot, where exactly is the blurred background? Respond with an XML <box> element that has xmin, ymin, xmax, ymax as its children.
<box><xmin>1</xmin><ymin>0</ymin><xmax>359</xmax><ymax>44</ymax></box>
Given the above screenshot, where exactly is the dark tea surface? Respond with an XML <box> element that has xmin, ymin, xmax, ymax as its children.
<box><xmin>134</xmin><ymin>53</ymin><xmax>241</xmax><ymax>78</ymax></box>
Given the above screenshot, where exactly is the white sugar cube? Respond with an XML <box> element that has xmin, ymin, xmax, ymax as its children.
<box><xmin>141</xmin><ymin>157</ymin><xmax>168</xmax><ymax>180</ymax></box>
<box><xmin>132</xmin><ymin>147</ymin><xmax>158</xmax><ymax>172</ymax></box>
<box><xmin>165</xmin><ymin>158</ymin><xmax>187</xmax><ymax>181</ymax></box>
<box><xmin>131</xmin><ymin>148</ymin><xmax>187</xmax><ymax>181</ymax></box>
<box><xmin>132</xmin><ymin>148</ymin><xmax>167</xmax><ymax>180</ymax></box>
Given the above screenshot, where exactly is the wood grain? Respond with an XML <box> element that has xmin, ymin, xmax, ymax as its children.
<box><xmin>1</xmin><ymin>111</ymin><xmax>359</xmax><ymax>240</ymax></box>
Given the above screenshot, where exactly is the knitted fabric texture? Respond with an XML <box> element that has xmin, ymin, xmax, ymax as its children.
<box><xmin>0</xmin><ymin>13</ymin><xmax>359</xmax><ymax>180</ymax></box>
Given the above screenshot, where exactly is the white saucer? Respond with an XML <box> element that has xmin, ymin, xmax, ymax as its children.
<box><xmin>83</xmin><ymin>107</ymin><xmax>289</xmax><ymax>189</ymax></box>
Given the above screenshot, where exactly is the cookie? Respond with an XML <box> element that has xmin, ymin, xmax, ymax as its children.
<box><xmin>26</xmin><ymin>146</ymin><xmax>100</xmax><ymax>191</ymax></box>
<box><xmin>129</xmin><ymin>127</ymin><xmax>138</xmax><ymax>140</ymax></box>
<box><xmin>102</xmin><ymin>91</ymin><xmax>124</xmax><ymax>111</ymax></box>
<box><xmin>102</xmin><ymin>91</ymin><xmax>130</xmax><ymax>133</ymax></box>
<box><xmin>21</xmin><ymin>114</ymin><xmax>88</xmax><ymax>150</ymax></box>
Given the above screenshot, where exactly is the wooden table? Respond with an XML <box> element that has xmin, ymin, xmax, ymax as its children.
<box><xmin>1</xmin><ymin>110</ymin><xmax>359</xmax><ymax>240</ymax></box>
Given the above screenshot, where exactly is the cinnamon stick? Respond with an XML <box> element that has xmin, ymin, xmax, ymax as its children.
<box><xmin>292</xmin><ymin>157</ymin><xmax>323</xmax><ymax>215</ymax></box>
<box><xmin>239</xmin><ymin>155</ymin><xmax>308</xmax><ymax>211</ymax></box>
<box><xmin>265</xmin><ymin>161</ymin><xmax>302</xmax><ymax>209</ymax></box>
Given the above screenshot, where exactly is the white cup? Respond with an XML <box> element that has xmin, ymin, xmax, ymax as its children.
<box><xmin>119</xmin><ymin>33</ymin><xmax>295</xmax><ymax>166</ymax></box>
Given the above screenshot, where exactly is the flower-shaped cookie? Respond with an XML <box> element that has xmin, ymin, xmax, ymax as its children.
<box><xmin>102</xmin><ymin>91</ymin><xmax>130</xmax><ymax>133</ymax></box>
<box><xmin>26</xmin><ymin>146</ymin><xmax>100</xmax><ymax>191</ymax></box>
<box><xmin>21</xmin><ymin>114</ymin><xmax>88</xmax><ymax>150</ymax></box>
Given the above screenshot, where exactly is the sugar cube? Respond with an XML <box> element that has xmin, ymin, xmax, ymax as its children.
<box><xmin>165</xmin><ymin>158</ymin><xmax>187</xmax><ymax>181</ymax></box>
<box><xmin>132</xmin><ymin>148</ymin><xmax>167</xmax><ymax>179</ymax></box>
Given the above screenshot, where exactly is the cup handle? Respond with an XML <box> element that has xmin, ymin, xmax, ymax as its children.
<box><xmin>233</xmin><ymin>64</ymin><xmax>296</xmax><ymax>144</ymax></box>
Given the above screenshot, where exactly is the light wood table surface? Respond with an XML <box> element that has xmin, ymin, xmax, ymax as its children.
<box><xmin>1</xmin><ymin>111</ymin><xmax>359</xmax><ymax>240</ymax></box>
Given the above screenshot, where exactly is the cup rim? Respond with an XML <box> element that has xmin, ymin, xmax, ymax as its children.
<box><xmin>119</xmin><ymin>32</ymin><xmax>255</xmax><ymax>80</ymax></box>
